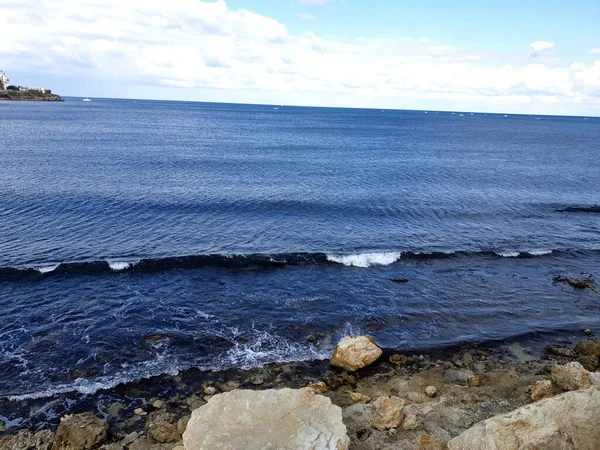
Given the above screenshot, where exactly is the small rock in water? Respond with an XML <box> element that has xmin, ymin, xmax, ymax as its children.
<box><xmin>389</xmin><ymin>354</ymin><xmax>412</xmax><ymax>365</ymax></box>
<box><xmin>220</xmin><ymin>381</ymin><xmax>240</xmax><ymax>392</ymax></box>
<box><xmin>203</xmin><ymin>385</ymin><xmax>218</xmax><ymax>396</ymax></box>
<box><xmin>134</xmin><ymin>408</ymin><xmax>147</xmax><ymax>416</ymax></box>
<box><xmin>584</xmin><ymin>329</ymin><xmax>593</xmax><ymax>336</ymax></box>
<box><xmin>330</xmin><ymin>335</ymin><xmax>383</xmax><ymax>372</ymax></box>
<box><xmin>425</xmin><ymin>386</ymin><xmax>437</xmax><ymax>397</ymax></box>
<box><xmin>575</xmin><ymin>339</ymin><xmax>600</xmax><ymax>357</ymax></box>
<box><xmin>250</xmin><ymin>376</ymin><xmax>265</xmax><ymax>385</ymax></box>
<box><xmin>148</xmin><ymin>421</ymin><xmax>180</xmax><ymax>443</ymax></box>
<box><xmin>152</xmin><ymin>399</ymin><xmax>164</xmax><ymax>409</ymax></box>
<box><xmin>531</xmin><ymin>380</ymin><xmax>553</xmax><ymax>402</ymax></box>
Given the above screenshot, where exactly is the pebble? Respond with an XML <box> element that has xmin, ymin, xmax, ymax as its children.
<box><xmin>152</xmin><ymin>400</ymin><xmax>164</xmax><ymax>409</ymax></box>
<box><xmin>133</xmin><ymin>408</ymin><xmax>147</xmax><ymax>416</ymax></box>
<box><xmin>425</xmin><ymin>386</ymin><xmax>437</xmax><ymax>397</ymax></box>
<box><xmin>584</xmin><ymin>329</ymin><xmax>593</xmax><ymax>336</ymax></box>
<box><xmin>468</xmin><ymin>374</ymin><xmax>481</xmax><ymax>387</ymax></box>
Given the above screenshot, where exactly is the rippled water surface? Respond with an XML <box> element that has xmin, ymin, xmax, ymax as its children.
<box><xmin>1</xmin><ymin>98</ymin><xmax>599</xmax><ymax>398</ymax></box>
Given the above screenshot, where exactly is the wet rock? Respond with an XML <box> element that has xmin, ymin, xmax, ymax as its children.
<box><xmin>530</xmin><ymin>379</ymin><xmax>553</xmax><ymax>401</ymax></box>
<box><xmin>219</xmin><ymin>381</ymin><xmax>240</xmax><ymax>392</ymax></box>
<box><xmin>552</xmin><ymin>276</ymin><xmax>598</xmax><ymax>293</ymax></box>
<box><xmin>425</xmin><ymin>386</ymin><xmax>437</xmax><ymax>397</ymax></box>
<box><xmin>578</xmin><ymin>354</ymin><xmax>599</xmax><ymax>371</ymax></box>
<box><xmin>575</xmin><ymin>339</ymin><xmax>600</xmax><ymax>357</ymax></box>
<box><xmin>330</xmin><ymin>336</ymin><xmax>383</xmax><ymax>372</ymax></box>
<box><xmin>128</xmin><ymin>437</ymin><xmax>174</xmax><ymax>450</ymax></box>
<box><xmin>134</xmin><ymin>408</ymin><xmax>147</xmax><ymax>416</ymax></box>
<box><xmin>120</xmin><ymin>432</ymin><xmax>139</xmax><ymax>446</ymax></box>
<box><xmin>202</xmin><ymin>386</ymin><xmax>217</xmax><ymax>396</ymax></box>
<box><xmin>250</xmin><ymin>376</ymin><xmax>264</xmax><ymax>385</ymax></box>
<box><xmin>52</xmin><ymin>412</ymin><xmax>108</xmax><ymax>450</ymax></box>
<box><xmin>547</xmin><ymin>347</ymin><xmax>576</xmax><ymax>358</ymax></box>
<box><xmin>447</xmin><ymin>387</ymin><xmax>600</xmax><ymax>450</ymax></box>
<box><xmin>185</xmin><ymin>395</ymin><xmax>205</xmax><ymax>410</ymax></box>
<box><xmin>418</xmin><ymin>434</ymin><xmax>448</xmax><ymax>450</ymax></box>
<box><xmin>0</xmin><ymin>429</ymin><xmax>54</xmax><ymax>450</ymax></box>
<box><xmin>307</xmin><ymin>381</ymin><xmax>327</xmax><ymax>393</ymax></box>
<box><xmin>183</xmin><ymin>388</ymin><xmax>349</xmax><ymax>449</ymax></box>
<box><xmin>551</xmin><ymin>361</ymin><xmax>600</xmax><ymax>391</ymax></box>
<box><xmin>372</xmin><ymin>396</ymin><xmax>405</xmax><ymax>430</ymax></box>
<box><xmin>152</xmin><ymin>400</ymin><xmax>164</xmax><ymax>409</ymax></box>
<box><xmin>584</xmin><ymin>329</ymin><xmax>594</xmax><ymax>336</ymax></box>
<box><xmin>389</xmin><ymin>354</ymin><xmax>412</xmax><ymax>365</ymax></box>
<box><xmin>147</xmin><ymin>421</ymin><xmax>180</xmax><ymax>444</ymax></box>
<box><xmin>467</xmin><ymin>374</ymin><xmax>481</xmax><ymax>387</ymax></box>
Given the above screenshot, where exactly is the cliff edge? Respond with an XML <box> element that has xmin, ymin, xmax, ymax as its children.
<box><xmin>0</xmin><ymin>90</ymin><xmax>62</xmax><ymax>101</ymax></box>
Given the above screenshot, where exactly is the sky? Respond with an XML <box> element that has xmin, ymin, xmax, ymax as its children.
<box><xmin>1</xmin><ymin>0</ymin><xmax>599</xmax><ymax>115</ymax></box>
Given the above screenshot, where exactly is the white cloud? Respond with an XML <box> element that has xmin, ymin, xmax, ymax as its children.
<box><xmin>589</xmin><ymin>48</ymin><xmax>600</xmax><ymax>55</ymax></box>
<box><xmin>297</xmin><ymin>13</ymin><xmax>317</xmax><ymax>21</ymax></box>
<box><xmin>0</xmin><ymin>1</ymin><xmax>598</xmax><ymax>114</ymax></box>
<box><xmin>530</xmin><ymin>41</ymin><xmax>554</xmax><ymax>52</ymax></box>
<box><xmin>298</xmin><ymin>0</ymin><xmax>341</xmax><ymax>6</ymax></box>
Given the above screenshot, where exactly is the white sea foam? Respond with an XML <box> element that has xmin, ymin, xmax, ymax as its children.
<box><xmin>495</xmin><ymin>251</ymin><xmax>520</xmax><ymax>258</ymax></box>
<box><xmin>35</xmin><ymin>264</ymin><xmax>60</xmax><ymax>274</ymax></box>
<box><xmin>326</xmin><ymin>251</ymin><xmax>402</xmax><ymax>268</ymax></box>
<box><xmin>527</xmin><ymin>249</ymin><xmax>553</xmax><ymax>256</ymax></box>
<box><xmin>108</xmin><ymin>260</ymin><xmax>137</xmax><ymax>271</ymax></box>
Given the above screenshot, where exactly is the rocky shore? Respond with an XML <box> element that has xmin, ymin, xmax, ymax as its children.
<box><xmin>1</xmin><ymin>332</ymin><xmax>600</xmax><ymax>449</ymax></box>
<box><xmin>0</xmin><ymin>91</ymin><xmax>62</xmax><ymax>101</ymax></box>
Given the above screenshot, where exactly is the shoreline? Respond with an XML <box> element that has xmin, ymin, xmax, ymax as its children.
<box><xmin>1</xmin><ymin>330</ymin><xmax>598</xmax><ymax>449</ymax></box>
<box><xmin>0</xmin><ymin>91</ymin><xmax>62</xmax><ymax>101</ymax></box>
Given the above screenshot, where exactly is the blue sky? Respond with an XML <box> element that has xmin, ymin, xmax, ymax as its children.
<box><xmin>1</xmin><ymin>0</ymin><xmax>599</xmax><ymax>115</ymax></box>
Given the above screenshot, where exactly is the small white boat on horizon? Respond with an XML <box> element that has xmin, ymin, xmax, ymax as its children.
<box><xmin>83</xmin><ymin>97</ymin><xmax>91</xmax><ymax>102</ymax></box>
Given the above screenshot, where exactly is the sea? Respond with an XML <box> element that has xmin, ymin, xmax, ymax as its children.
<box><xmin>1</xmin><ymin>98</ymin><xmax>599</xmax><ymax>403</ymax></box>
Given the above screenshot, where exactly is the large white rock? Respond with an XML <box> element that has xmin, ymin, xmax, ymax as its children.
<box><xmin>330</xmin><ymin>336</ymin><xmax>383</xmax><ymax>371</ymax></box>
<box><xmin>447</xmin><ymin>387</ymin><xmax>600</xmax><ymax>450</ymax></box>
<box><xmin>182</xmin><ymin>388</ymin><xmax>349</xmax><ymax>450</ymax></box>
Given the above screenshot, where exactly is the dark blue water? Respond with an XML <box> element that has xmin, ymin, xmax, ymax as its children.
<box><xmin>1</xmin><ymin>98</ymin><xmax>599</xmax><ymax>399</ymax></box>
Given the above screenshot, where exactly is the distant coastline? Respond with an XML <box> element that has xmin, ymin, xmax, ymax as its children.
<box><xmin>0</xmin><ymin>90</ymin><xmax>62</xmax><ymax>101</ymax></box>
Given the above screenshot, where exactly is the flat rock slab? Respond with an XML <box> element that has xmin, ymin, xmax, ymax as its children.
<box><xmin>183</xmin><ymin>388</ymin><xmax>349</xmax><ymax>450</ymax></box>
<box><xmin>448</xmin><ymin>387</ymin><xmax>600</xmax><ymax>450</ymax></box>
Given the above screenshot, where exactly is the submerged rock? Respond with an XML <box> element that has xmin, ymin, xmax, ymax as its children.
<box><xmin>575</xmin><ymin>339</ymin><xmax>600</xmax><ymax>357</ymax></box>
<box><xmin>52</xmin><ymin>412</ymin><xmax>108</xmax><ymax>450</ymax></box>
<box><xmin>448</xmin><ymin>387</ymin><xmax>600</xmax><ymax>450</ymax></box>
<box><xmin>330</xmin><ymin>336</ymin><xmax>383</xmax><ymax>372</ymax></box>
<box><xmin>183</xmin><ymin>388</ymin><xmax>349</xmax><ymax>450</ymax></box>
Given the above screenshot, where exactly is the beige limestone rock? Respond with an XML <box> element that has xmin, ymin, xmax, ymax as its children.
<box><xmin>447</xmin><ymin>387</ymin><xmax>600</xmax><ymax>450</ymax></box>
<box><xmin>330</xmin><ymin>336</ymin><xmax>382</xmax><ymax>372</ymax></box>
<box><xmin>402</xmin><ymin>413</ymin><xmax>419</xmax><ymax>430</ymax></box>
<box><xmin>52</xmin><ymin>412</ymin><xmax>108</xmax><ymax>450</ymax></box>
<box><xmin>372</xmin><ymin>396</ymin><xmax>405</xmax><ymax>430</ymax></box>
<box><xmin>530</xmin><ymin>380</ymin><xmax>553</xmax><ymax>401</ymax></box>
<box><xmin>551</xmin><ymin>361</ymin><xmax>600</xmax><ymax>391</ymax></box>
<box><xmin>349</xmin><ymin>392</ymin><xmax>370</xmax><ymax>404</ymax></box>
<box><xmin>183</xmin><ymin>388</ymin><xmax>349</xmax><ymax>450</ymax></box>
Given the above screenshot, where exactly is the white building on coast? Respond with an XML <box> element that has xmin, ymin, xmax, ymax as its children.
<box><xmin>0</xmin><ymin>70</ymin><xmax>8</xmax><ymax>90</ymax></box>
